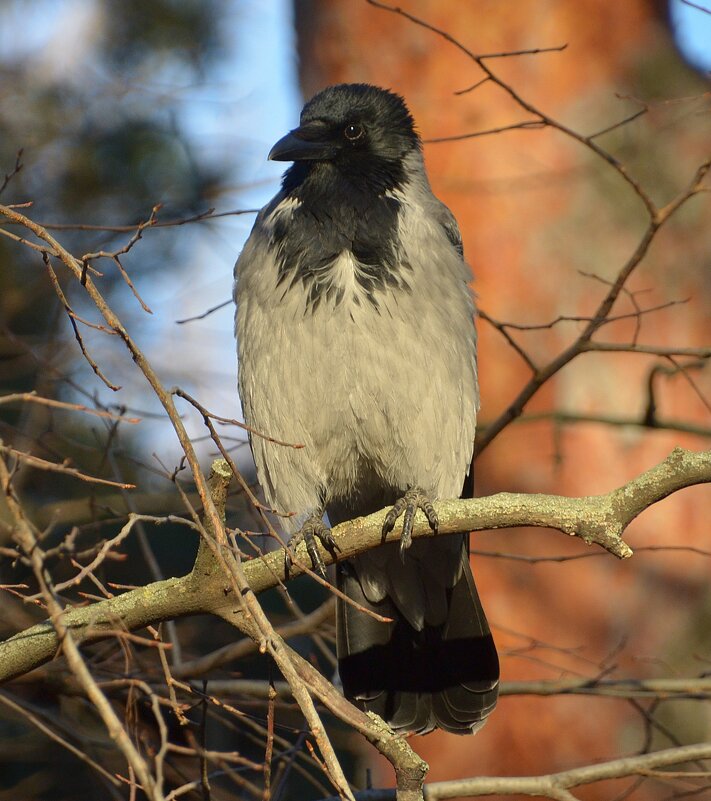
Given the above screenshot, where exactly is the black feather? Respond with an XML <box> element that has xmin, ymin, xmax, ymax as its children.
<box><xmin>272</xmin><ymin>85</ymin><xmax>421</xmax><ymax>311</ymax></box>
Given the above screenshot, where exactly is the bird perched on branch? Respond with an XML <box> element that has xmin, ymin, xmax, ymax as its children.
<box><xmin>234</xmin><ymin>83</ymin><xmax>498</xmax><ymax>734</ymax></box>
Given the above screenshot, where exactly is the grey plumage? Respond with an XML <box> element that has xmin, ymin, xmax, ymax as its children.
<box><xmin>234</xmin><ymin>84</ymin><xmax>498</xmax><ymax>734</ymax></box>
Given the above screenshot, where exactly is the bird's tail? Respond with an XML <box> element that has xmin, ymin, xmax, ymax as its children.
<box><xmin>336</xmin><ymin>543</ymin><xmax>499</xmax><ymax>734</ymax></box>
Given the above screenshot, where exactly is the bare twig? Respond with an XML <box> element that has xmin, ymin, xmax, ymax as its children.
<box><xmin>0</xmin><ymin>149</ymin><xmax>23</xmax><ymax>196</ymax></box>
<box><xmin>176</xmin><ymin>298</ymin><xmax>233</xmax><ymax>324</ymax></box>
<box><xmin>680</xmin><ymin>0</ymin><xmax>711</xmax><ymax>15</ymax></box>
<box><xmin>0</xmin><ymin>391</ymin><xmax>140</xmax><ymax>422</ymax></box>
<box><xmin>82</xmin><ymin>204</ymin><xmax>163</xmax><ymax>313</ymax></box>
<box><xmin>425</xmin><ymin>120</ymin><xmax>545</xmax><ymax>143</ymax></box>
<box><xmin>192</xmin><ymin>675</ymin><xmax>711</xmax><ymax>703</ymax></box>
<box><xmin>44</xmin><ymin>253</ymin><xmax>122</xmax><ymax>390</ymax></box>
<box><xmin>173</xmin><ymin>387</ymin><xmax>304</xmax><ymax>448</ymax></box>
<box><xmin>0</xmin><ymin>442</ymin><xmax>136</xmax><ymax>489</ymax></box>
<box><xmin>510</xmin><ymin>411</ymin><xmax>711</xmax><ymax>439</ymax></box>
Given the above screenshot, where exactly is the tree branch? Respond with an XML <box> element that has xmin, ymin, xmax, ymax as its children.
<box><xmin>1</xmin><ymin>447</ymin><xmax>708</xmax><ymax>686</ymax></box>
<box><xmin>423</xmin><ymin>741</ymin><xmax>711</xmax><ymax>800</ymax></box>
<box><xmin>316</xmin><ymin>742</ymin><xmax>711</xmax><ymax>800</ymax></box>
<box><xmin>183</xmin><ymin>675</ymin><xmax>711</xmax><ymax>702</ymax></box>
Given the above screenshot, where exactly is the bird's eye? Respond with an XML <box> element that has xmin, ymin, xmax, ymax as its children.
<box><xmin>344</xmin><ymin>123</ymin><xmax>364</xmax><ymax>141</ymax></box>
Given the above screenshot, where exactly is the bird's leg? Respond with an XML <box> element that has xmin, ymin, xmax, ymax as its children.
<box><xmin>382</xmin><ymin>486</ymin><xmax>439</xmax><ymax>557</ymax></box>
<box><xmin>286</xmin><ymin>512</ymin><xmax>339</xmax><ymax>579</ymax></box>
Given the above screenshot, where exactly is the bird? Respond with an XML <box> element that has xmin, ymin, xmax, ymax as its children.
<box><xmin>234</xmin><ymin>83</ymin><xmax>499</xmax><ymax>734</ymax></box>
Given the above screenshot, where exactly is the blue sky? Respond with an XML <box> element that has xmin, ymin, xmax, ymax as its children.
<box><xmin>669</xmin><ymin>0</ymin><xmax>711</xmax><ymax>71</ymax></box>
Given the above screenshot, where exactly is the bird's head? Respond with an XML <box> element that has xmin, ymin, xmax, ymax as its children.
<box><xmin>270</xmin><ymin>84</ymin><xmax>420</xmax><ymax>193</ymax></box>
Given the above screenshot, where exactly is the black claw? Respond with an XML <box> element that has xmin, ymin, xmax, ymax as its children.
<box><xmin>381</xmin><ymin>487</ymin><xmax>439</xmax><ymax>559</ymax></box>
<box><xmin>304</xmin><ymin>529</ymin><xmax>327</xmax><ymax>578</ymax></box>
<box><xmin>401</xmin><ymin>502</ymin><xmax>416</xmax><ymax>553</ymax></box>
<box><xmin>320</xmin><ymin>527</ymin><xmax>340</xmax><ymax>553</ymax></box>
<box><xmin>286</xmin><ymin>514</ymin><xmax>338</xmax><ymax>579</ymax></box>
<box><xmin>422</xmin><ymin>499</ymin><xmax>439</xmax><ymax>535</ymax></box>
<box><xmin>382</xmin><ymin>497</ymin><xmax>406</xmax><ymax>540</ymax></box>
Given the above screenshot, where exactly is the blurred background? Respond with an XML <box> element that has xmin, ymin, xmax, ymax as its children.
<box><xmin>0</xmin><ymin>1</ymin><xmax>710</xmax><ymax>799</ymax></box>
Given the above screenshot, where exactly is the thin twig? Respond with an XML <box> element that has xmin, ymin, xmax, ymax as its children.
<box><xmin>0</xmin><ymin>149</ymin><xmax>23</xmax><ymax>196</ymax></box>
<box><xmin>0</xmin><ymin>391</ymin><xmax>140</xmax><ymax>422</ymax></box>
<box><xmin>0</xmin><ymin>443</ymin><xmax>135</xmax><ymax>489</ymax></box>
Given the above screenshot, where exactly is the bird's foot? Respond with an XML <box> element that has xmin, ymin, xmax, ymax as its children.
<box><xmin>287</xmin><ymin>513</ymin><xmax>339</xmax><ymax>579</ymax></box>
<box><xmin>382</xmin><ymin>486</ymin><xmax>438</xmax><ymax>557</ymax></box>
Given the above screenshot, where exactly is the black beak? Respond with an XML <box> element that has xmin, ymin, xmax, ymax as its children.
<box><xmin>268</xmin><ymin>126</ymin><xmax>334</xmax><ymax>162</ymax></box>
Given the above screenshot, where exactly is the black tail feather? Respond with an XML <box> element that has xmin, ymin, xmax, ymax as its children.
<box><xmin>336</xmin><ymin>543</ymin><xmax>499</xmax><ymax>734</ymax></box>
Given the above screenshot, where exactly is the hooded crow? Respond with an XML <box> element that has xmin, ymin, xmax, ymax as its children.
<box><xmin>234</xmin><ymin>83</ymin><xmax>499</xmax><ymax>734</ymax></box>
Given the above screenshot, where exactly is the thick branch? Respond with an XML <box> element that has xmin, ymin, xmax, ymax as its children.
<box><xmin>317</xmin><ymin>741</ymin><xmax>711</xmax><ymax>800</ymax></box>
<box><xmin>423</xmin><ymin>741</ymin><xmax>711</xmax><ymax>800</ymax></box>
<box><xmin>315</xmin><ymin>447</ymin><xmax>710</xmax><ymax>563</ymax></box>
<box><xmin>0</xmin><ymin>447</ymin><xmax>708</xmax><ymax>686</ymax></box>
